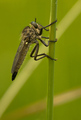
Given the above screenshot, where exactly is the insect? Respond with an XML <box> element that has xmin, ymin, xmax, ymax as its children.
<box><xmin>11</xmin><ymin>19</ymin><xmax>57</xmax><ymax>81</ymax></box>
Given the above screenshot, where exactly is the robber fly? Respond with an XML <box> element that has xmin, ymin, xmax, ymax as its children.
<box><xmin>11</xmin><ymin>19</ymin><xmax>57</xmax><ymax>81</ymax></box>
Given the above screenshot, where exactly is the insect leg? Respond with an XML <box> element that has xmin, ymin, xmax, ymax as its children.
<box><xmin>48</xmin><ymin>39</ymin><xmax>57</xmax><ymax>43</ymax></box>
<box><xmin>39</xmin><ymin>19</ymin><xmax>57</xmax><ymax>32</ymax></box>
<box><xmin>35</xmin><ymin>53</ymin><xmax>57</xmax><ymax>61</ymax></box>
<box><xmin>30</xmin><ymin>42</ymin><xmax>39</xmax><ymax>59</ymax></box>
<box><xmin>30</xmin><ymin>42</ymin><xmax>56</xmax><ymax>61</ymax></box>
<box><xmin>38</xmin><ymin>20</ymin><xmax>57</xmax><ymax>35</ymax></box>
<box><xmin>42</xmin><ymin>20</ymin><xmax>57</xmax><ymax>29</ymax></box>
<box><xmin>41</xmin><ymin>37</ymin><xmax>57</xmax><ymax>42</ymax></box>
<box><xmin>38</xmin><ymin>38</ymin><xmax>57</xmax><ymax>47</ymax></box>
<box><xmin>41</xmin><ymin>36</ymin><xmax>49</xmax><ymax>39</ymax></box>
<box><xmin>38</xmin><ymin>38</ymin><xmax>49</xmax><ymax>47</ymax></box>
<box><xmin>39</xmin><ymin>24</ymin><xmax>49</xmax><ymax>31</ymax></box>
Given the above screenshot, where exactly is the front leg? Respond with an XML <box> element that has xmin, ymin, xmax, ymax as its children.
<box><xmin>42</xmin><ymin>20</ymin><xmax>57</xmax><ymax>29</ymax></box>
<box><xmin>38</xmin><ymin>20</ymin><xmax>57</xmax><ymax>35</ymax></box>
<box><xmin>39</xmin><ymin>24</ymin><xmax>49</xmax><ymax>31</ymax></box>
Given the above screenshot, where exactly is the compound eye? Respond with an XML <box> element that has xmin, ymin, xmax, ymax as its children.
<box><xmin>31</xmin><ymin>21</ymin><xmax>38</xmax><ymax>28</ymax></box>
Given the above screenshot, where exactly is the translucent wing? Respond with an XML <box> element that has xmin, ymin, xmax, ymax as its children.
<box><xmin>11</xmin><ymin>39</ymin><xmax>31</xmax><ymax>80</ymax></box>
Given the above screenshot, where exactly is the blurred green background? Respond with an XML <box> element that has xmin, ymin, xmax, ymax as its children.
<box><xmin>0</xmin><ymin>0</ymin><xmax>81</xmax><ymax>120</ymax></box>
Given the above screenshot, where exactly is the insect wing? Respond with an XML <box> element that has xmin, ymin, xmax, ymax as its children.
<box><xmin>11</xmin><ymin>39</ymin><xmax>30</xmax><ymax>75</ymax></box>
<box><xmin>11</xmin><ymin>40</ymin><xmax>24</xmax><ymax>74</ymax></box>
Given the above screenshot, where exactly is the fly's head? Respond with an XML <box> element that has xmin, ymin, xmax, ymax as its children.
<box><xmin>30</xmin><ymin>21</ymin><xmax>42</xmax><ymax>35</ymax></box>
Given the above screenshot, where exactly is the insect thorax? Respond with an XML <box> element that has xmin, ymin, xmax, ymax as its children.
<box><xmin>22</xmin><ymin>26</ymin><xmax>41</xmax><ymax>43</ymax></box>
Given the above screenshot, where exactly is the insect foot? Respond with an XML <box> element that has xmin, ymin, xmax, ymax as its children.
<box><xmin>45</xmin><ymin>54</ymin><xmax>57</xmax><ymax>61</ymax></box>
<box><xmin>48</xmin><ymin>38</ymin><xmax>57</xmax><ymax>43</ymax></box>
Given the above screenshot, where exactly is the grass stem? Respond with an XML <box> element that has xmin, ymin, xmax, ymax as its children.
<box><xmin>47</xmin><ymin>0</ymin><xmax>57</xmax><ymax>120</ymax></box>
